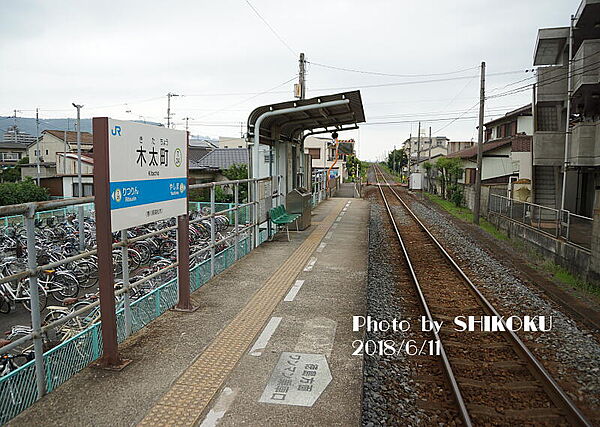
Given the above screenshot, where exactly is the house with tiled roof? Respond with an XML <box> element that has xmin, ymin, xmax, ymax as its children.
<box><xmin>189</xmin><ymin>148</ymin><xmax>248</xmax><ymax>183</ymax></box>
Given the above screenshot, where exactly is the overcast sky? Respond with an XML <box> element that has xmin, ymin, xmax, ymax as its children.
<box><xmin>0</xmin><ymin>0</ymin><xmax>576</xmax><ymax>160</ymax></box>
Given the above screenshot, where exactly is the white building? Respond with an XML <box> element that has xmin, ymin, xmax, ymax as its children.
<box><xmin>304</xmin><ymin>136</ymin><xmax>354</xmax><ymax>181</ymax></box>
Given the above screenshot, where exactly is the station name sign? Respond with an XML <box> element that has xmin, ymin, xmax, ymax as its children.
<box><xmin>107</xmin><ymin>119</ymin><xmax>187</xmax><ymax>231</ymax></box>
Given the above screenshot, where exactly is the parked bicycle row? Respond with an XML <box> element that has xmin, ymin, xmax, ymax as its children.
<box><xmin>0</xmin><ymin>209</ymin><xmax>248</xmax><ymax>377</ymax></box>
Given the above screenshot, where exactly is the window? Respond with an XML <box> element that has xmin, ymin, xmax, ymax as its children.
<box><xmin>72</xmin><ymin>183</ymin><xmax>94</xmax><ymax>197</ymax></box>
<box><xmin>465</xmin><ymin>168</ymin><xmax>476</xmax><ymax>184</ymax></box>
<box><xmin>1</xmin><ymin>152</ymin><xmax>20</xmax><ymax>161</ymax></box>
<box><xmin>538</xmin><ymin>105</ymin><xmax>558</xmax><ymax>131</ymax></box>
<box><xmin>238</xmin><ymin>145</ymin><xmax>243</xmax><ymax>148</ymax></box>
<box><xmin>45</xmin><ymin>149</ymin><xmax>49</xmax><ymax>155</ymax></box>
<box><xmin>485</xmin><ymin>128</ymin><xmax>492</xmax><ymax>141</ymax></box>
<box><xmin>264</xmin><ymin>154</ymin><xmax>273</xmax><ymax>163</ymax></box>
<box><xmin>34</xmin><ymin>149</ymin><xmax>40</xmax><ymax>156</ymax></box>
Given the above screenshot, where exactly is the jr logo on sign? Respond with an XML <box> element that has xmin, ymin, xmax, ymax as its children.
<box><xmin>111</xmin><ymin>126</ymin><xmax>122</xmax><ymax>136</ymax></box>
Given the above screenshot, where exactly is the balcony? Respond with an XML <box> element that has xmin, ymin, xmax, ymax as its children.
<box><xmin>533</xmin><ymin>131</ymin><xmax>564</xmax><ymax>166</ymax></box>
<box><xmin>572</xmin><ymin>39</ymin><xmax>600</xmax><ymax>95</ymax></box>
<box><xmin>568</xmin><ymin>121</ymin><xmax>600</xmax><ymax>166</ymax></box>
<box><xmin>537</xmin><ymin>66</ymin><xmax>568</xmax><ymax>103</ymax></box>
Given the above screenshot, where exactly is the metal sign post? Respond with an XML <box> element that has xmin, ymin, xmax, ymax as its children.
<box><xmin>92</xmin><ymin>117</ymin><xmax>188</xmax><ymax>368</ymax></box>
<box><xmin>174</xmin><ymin>132</ymin><xmax>195</xmax><ymax>312</ymax></box>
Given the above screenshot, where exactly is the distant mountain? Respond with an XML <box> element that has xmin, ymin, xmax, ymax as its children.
<box><xmin>0</xmin><ymin>117</ymin><xmax>92</xmax><ymax>136</ymax></box>
<box><xmin>0</xmin><ymin>117</ymin><xmax>169</xmax><ymax>138</ymax></box>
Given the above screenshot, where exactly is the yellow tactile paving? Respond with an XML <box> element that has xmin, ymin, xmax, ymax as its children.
<box><xmin>138</xmin><ymin>200</ymin><xmax>346</xmax><ymax>427</ymax></box>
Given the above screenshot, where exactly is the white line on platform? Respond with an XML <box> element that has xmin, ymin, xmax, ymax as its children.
<box><xmin>316</xmin><ymin>242</ymin><xmax>327</xmax><ymax>253</ymax></box>
<box><xmin>304</xmin><ymin>257</ymin><xmax>317</xmax><ymax>271</ymax></box>
<box><xmin>199</xmin><ymin>387</ymin><xmax>237</xmax><ymax>427</ymax></box>
<box><xmin>335</xmin><ymin>216</ymin><xmax>341</xmax><ymax>222</ymax></box>
<box><xmin>342</xmin><ymin>207</ymin><xmax>348</xmax><ymax>211</ymax></box>
<box><xmin>249</xmin><ymin>317</ymin><xmax>282</xmax><ymax>356</ymax></box>
<box><xmin>284</xmin><ymin>280</ymin><xmax>305</xmax><ymax>302</ymax></box>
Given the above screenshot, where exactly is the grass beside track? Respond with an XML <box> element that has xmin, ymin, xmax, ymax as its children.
<box><xmin>424</xmin><ymin>193</ymin><xmax>508</xmax><ymax>241</ymax></box>
<box><xmin>424</xmin><ymin>192</ymin><xmax>600</xmax><ymax>300</ymax></box>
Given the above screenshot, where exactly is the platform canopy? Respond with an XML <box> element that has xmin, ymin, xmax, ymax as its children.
<box><xmin>247</xmin><ymin>90</ymin><xmax>365</xmax><ymax>145</ymax></box>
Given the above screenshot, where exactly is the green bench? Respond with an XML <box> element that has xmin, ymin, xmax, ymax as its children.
<box><xmin>269</xmin><ymin>205</ymin><xmax>301</xmax><ymax>241</ymax></box>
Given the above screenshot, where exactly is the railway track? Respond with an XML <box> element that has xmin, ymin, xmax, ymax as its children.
<box><xmin>372</xmin><ymin>164</ymin><xmax>592</xmax><ymax>426</ymax></box>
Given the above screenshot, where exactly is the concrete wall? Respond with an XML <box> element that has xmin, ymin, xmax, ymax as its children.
<box><xmin>589</xmin><ymin>187</ymin><xmax>600</xmax><ymax>283</ymax></box>
<box><xmin>569</xmin><ymin>121</ymin><xmax>600</xmax><ymax>166</ymax></box>
<box><xmin>533</xmin><ymin>131</ymin><xmax>565</xmax><ymax>166</ymax></box>
<box><xmin>462</xmin><ymin>184</ymin><xmax>503</xmax><ymax>216</ymax></box>
<box><xmin>537</xmin><ymin>66</ymin><xmax>568</xmax><ymax>103</ymax></box>
<box><xmin>488</xmin><ymin>212</ymin><xmax>591</xmax><ymax>281</ymax></box>
<box><xmin>573</xmin><ymin>39</ymin><xmax>600</xmax><ymax>92</ymax></box>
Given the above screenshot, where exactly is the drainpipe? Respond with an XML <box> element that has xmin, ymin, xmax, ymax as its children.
<box><xmin>560</xmin><ymin>15</ymin><xmax>574</xmax><ymax>213</ymax></box>
<box><xmin>251</xmin><ymin>99</ymin><xmax>350</xmax><ymax>246</ymax></box>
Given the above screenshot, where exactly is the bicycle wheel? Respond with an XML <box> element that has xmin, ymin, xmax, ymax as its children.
<box><xmin>73</xmin><ymin>260</ymin><xmax>99</xmax><ymax>289</ymax></box>
<box><xmin>52</xmin><ymin>272</ymin><xmax>80</xmax><ymax>302</ymax></box>
<box><xmin>21</xmin><ymin>282</ymin><xmax>48</xmax><ymax>312</ymax></box>
<box><xmin>0</xmin><ymin>293</ymin><xmax>11</xmax><ymax>314</ymax></box>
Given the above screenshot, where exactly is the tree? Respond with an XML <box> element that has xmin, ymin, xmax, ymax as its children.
<box><xmin>435</xmin><ymin>157</ymin><xmax>463</xmax><ymax>204</ymax></box>
<box><xmin>345</xmin><ymin>155</ymin><xmax>361</xmax><ymax>181</ymax></box>
<box><xmin>0</xmin><ymin>157</ymin><xmax>29</xmax><ymax>183</ymax></box>
<box><xmin>222</xmin><ymin>164</ymin><xmax>248</xmax><ymax>202</ymax></box>
<box><xmin>386</xmin><ymin>149</ymin><xmax>406</xmax><ymax>175</ymax></box>
<box><xmin>423</xmin><ymin>161</ymin><xmax>433</xmax><ymax>193</ymax></box>
<box><xmin>0</xmin><ymin>177</ymin><xmax>50</xmax><ymax>206</ymax></box>
<box><xmin>188</xmin><ymin>163</ymin><xmax>249</xmax><ymax>204</ymax></box>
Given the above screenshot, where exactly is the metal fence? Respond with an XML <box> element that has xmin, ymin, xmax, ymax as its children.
<box><xmin>488</xmin><ymin>194</ymin><xmax>593</xmax><ymax>250</ymax></box>
<box><xmin>0</xmin><ymin>176</ymin><xmax>277</xmax><ymax>424</ymax></box>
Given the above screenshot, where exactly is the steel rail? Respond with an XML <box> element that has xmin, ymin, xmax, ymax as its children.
<box><xmin>374</xmin><ymin>164</ymin><xmax>592</xmax><ymax>427</ymax></box>
<box><xmin>372</xmin><ymin>166</ymin><xmax>473</xmax><ymax>426</ymax></box>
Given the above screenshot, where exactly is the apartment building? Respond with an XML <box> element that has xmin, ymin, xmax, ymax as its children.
<box><xmin>532</xmin><ymin>0</ymin><xmax>600</xmax><ymax>216</ymax></box>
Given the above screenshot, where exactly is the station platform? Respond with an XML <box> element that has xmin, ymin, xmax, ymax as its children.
<box><xmin>10</xmin><ymin>197</ymin><xmax>368</xmax><ymax>427</ymax></box>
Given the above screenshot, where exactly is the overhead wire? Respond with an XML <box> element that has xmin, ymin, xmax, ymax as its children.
<box><xmin>245</xmin><ymin>0</ymin><xmax>296</xmax><ymax>56</ymax></box>
<box><xmin>306</xmin><ymin>61</ymin><xmax>479</xmax><ymax>78</ymax></box>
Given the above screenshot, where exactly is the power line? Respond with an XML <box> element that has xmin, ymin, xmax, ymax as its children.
<box><xmin>307</xmin><ymin>70</ymin><xmax>526</xmax><ymax>92</ymax></box>
<box><xmin>367</xmin><ymin>105</ymin><xmax>522</xmax><ymax>120</ymax></box>
<box><xmin>363</xmin><ymin>112</ymin><xmax>504</xmax><ymax>126</ymax></box>
<box><xmin>487</xmin><ymin>53</ymin><xmax>600</xmax><ymax>100</ymax></box>
<box><xmin>432</xmin><ymin>100</ymin><xmax>482</xmax><ymax>134</ymax></box>
<box><xmin>307</xmin><ymin>61</ymin><xmax>479</xmax><ymax>78</ymax></box>
<box><xmin>245</xmin><ymin>0</ymin><xmax>296</xmax><ymax>56</ymax></box>
<box><xmin>192</xmin><ymin>75</ymin><xmax>298</xmax><ymax>121</ymax></box>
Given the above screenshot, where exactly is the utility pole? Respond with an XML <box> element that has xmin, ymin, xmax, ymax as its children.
<box><xmin>35</xmin><ymin>108</ymin><xmax>40</xmax><ymax>185</ymax></box>
<box><xmin>560</xmin><ymin>15</ymin><xmax>574</xmax><ymax>213</ymax></box>
<box><xmin>393</xmin><ymin>145</ymin><xmax>397</xmax><ymax>173</ymax></box>
<box><xmin>182</xmin><ymin>117</ymin><xmax>193</xmax><ymax>133</ymax></box>
<box><xmin>298</xmin><ymin>53</ymin><xmax>306</xmax><ymax>99</ymax></box>
<box><xmin>63</xmin><ymin>118</ymin><xmax>69</xmax><ymax>173</ymax></box>
<box><xmin>407</xmin><ymin>133</ymin><xmax>412</xmax><ymax>177</ymax></box>
<box><xmin>417</xmin><ymin>122</ymin><xmax>422</xmax><ymax>196</ymax></box>
<box><xmin>72</xmin><ymin>103</ymin><xmax>85</xmax><ymax>251</ymax></box>
<box><xmin>473</xmin><ymin>61</ymin><xmax>486</xmax><ymax>225</ymax></box>
<box><xmin>166</xmin><ymin>93</ymin><xmax>179</xmax><ymax>128</ymax></box>
<box><xmin>13</xmin><ymin>110</ymin><xmax>18</xmax><ymax>143</ymax></box>
<box><xmin>428</xmin><ymin>126</ymin><xmax>432</xmax><ymax>192</ymax></box>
